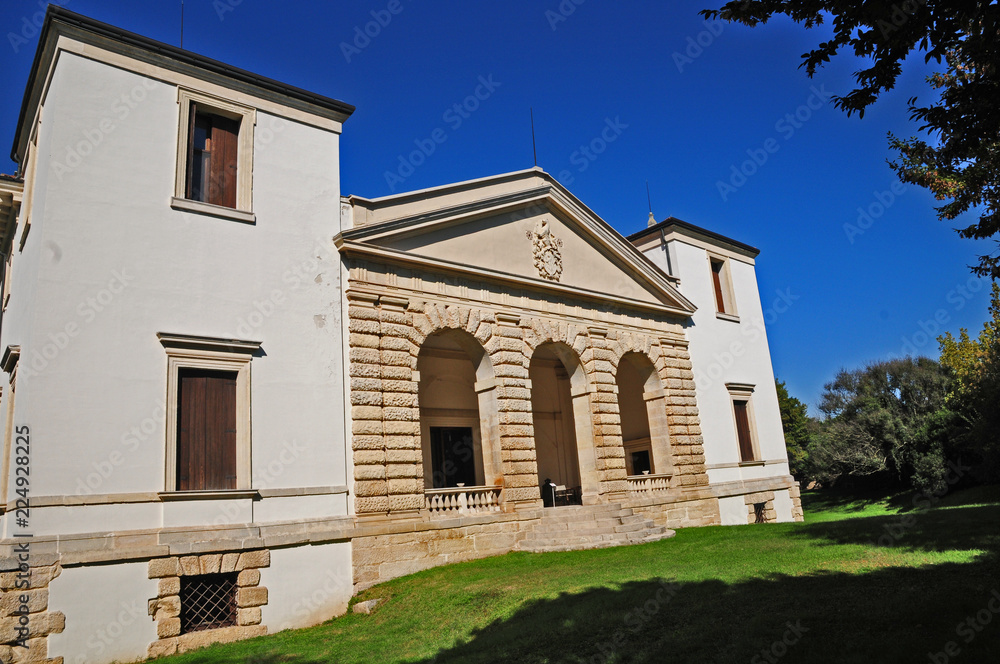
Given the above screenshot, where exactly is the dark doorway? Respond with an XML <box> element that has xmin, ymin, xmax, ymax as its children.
<box><xmin>429</xmin><ymin>426</ymin><xmax>477</xmax><ymax>488</ymax></box>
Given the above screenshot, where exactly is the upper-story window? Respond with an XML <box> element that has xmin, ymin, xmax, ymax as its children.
<box><xmin>708</xmin><ymin>254</ymin><xmax>738</xmax><ymax>319</ymax></box>
<box><xmin>187</xmin><ymin>108</ymin><xmax>240</xmax><ymax>208</ymax></box>
<box><xmin>172</xmin><ymin>89</ymin><xmax>256</xmax><ymax>223</ymax></box>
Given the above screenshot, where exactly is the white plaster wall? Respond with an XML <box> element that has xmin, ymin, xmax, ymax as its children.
<box><xmin>260</xmin><ymin>541</ymin><xmax>353</xmax><ymax>632</ymax></box>
<box><xmin>772</xmin><ymin>488</ymin><xmax>794</xmax><ymax>523</ymax></box>
<box><xmin>718</xmin><ymin>495</ymin><xmax>749</xmax><ymax>526</ymax></box>
<box><xmin>1</xmin><ymin>52</ymin><xmax>347</xmax><ymax>534</ymax></box>
<box><xmin>639</xmin><ymin>238</ymin><xmax>789</xmax><ymax>484</ymax></box>
<box><xmin>48</xmin><ymin>562</ymin><xmax>158</xmax><ymax>664</ymax></box>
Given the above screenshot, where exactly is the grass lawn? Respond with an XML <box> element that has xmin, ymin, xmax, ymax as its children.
<box><xmin>158</xmin><ymin>486</ymin><xmax>1000</xmax><ymax>663</ymax></box>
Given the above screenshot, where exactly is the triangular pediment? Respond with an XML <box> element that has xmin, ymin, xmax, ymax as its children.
<box><xmin>338</xmin><ymin>170</ymin><xmax>695</xmax><ymax>316</ymax></box>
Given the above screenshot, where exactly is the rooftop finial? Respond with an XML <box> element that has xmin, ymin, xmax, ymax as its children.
<box><xmin>646</xmin><ymin>180</ymin><xmax>656</xmax><ymax>227</ymax></box>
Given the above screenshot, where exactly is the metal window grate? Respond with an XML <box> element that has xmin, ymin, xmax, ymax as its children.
<box><xmin>754</xmin><ymin>502</ymin><xmax>767</xmax><ymax>524</ymax></box>
<box><xmin>180</xmin><ymin>573</ymin><xmax>237</xmax><ymax>633</ymax></box>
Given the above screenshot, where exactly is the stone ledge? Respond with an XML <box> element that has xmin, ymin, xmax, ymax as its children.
<box><xmin>148</xmin><ymin>624</ymin><xmax>267</xmax><ymax>658</ymax></box>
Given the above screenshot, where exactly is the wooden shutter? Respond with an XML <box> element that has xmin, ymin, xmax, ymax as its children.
<box><xmin>734</xmin><ymin>400</ymin><xmax>755</xmax><ymax>462</ymax></box>
<box><xmin>185</xmin><ymin>103</ymin><xmax>197</xmax><ymax>200</ymax></box>
<box><xmin>177</xmin><ymin>369</ymin><xmax>237</xmax><ymax>491</ymax></box>
<box><xmin>711</xmin><ymin>260</ymin><xmax>726</xmax><ymax>313</ymax></box>
<box><xmin>209</xmin><ymin>116</ymin><xmax>240</xmax><ymax>209</ymax></box>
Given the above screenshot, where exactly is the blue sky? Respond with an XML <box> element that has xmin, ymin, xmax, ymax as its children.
<box><xmin>0</xmin><ymin>0</ymin><xmax>992</xmax><ymax>413</ymax></box>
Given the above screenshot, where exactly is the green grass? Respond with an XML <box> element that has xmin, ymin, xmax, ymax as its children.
<box><xmin>161</xmin><ymin>487</ymin><xmax>1000</xmax><ymax>664</ymax></box>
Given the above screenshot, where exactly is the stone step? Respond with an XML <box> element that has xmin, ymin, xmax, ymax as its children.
<box><xmin>520</xmin><ymin>529</ymin><xmax>675</xmax><ymax>553</ymax></box>
<box><xmin>516</xmin><ymin>502</ymin><xmax>672</xmax><ymax>553</ymax></box>
<box><xmin>534</xmin><ymin>508</ymin><xmax>633</xmax><ymax>523</ymax></box>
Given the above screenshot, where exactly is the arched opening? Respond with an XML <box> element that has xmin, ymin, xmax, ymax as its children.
<box><xmin>417</xmin><ymin>330</ymin><xmax>501</xmax><ymax>498</ymax></box>
<box><xmin>617</xmin><ymin>353</ymin><xmax>674</xmax><ymax>481</ymax></box>
<box><xmin>530</xmin><ymin>342</ymin><xmax>599</xmax><ymax>506</ymax></box>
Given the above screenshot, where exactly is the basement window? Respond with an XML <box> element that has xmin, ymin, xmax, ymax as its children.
<box><xmin>180</xmin><ymin>573</ymin><xmax>238</xmax><ymax>633</ymax></box>
<box><xmin>754</xmin><ymin>502</ymin><xmax>767</xmax><ymax>524</ymax></box>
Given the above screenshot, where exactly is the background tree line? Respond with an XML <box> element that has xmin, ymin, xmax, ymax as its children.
<box><xmin>779</xmin><ymin>283</ymin><xmax>1000</xmax><ymax>494</ymax></box>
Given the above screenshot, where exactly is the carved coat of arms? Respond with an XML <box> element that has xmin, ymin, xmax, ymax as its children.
<box><xmin>526</xmin><ymin>218</ymin><xmax>563</xmax><ymax>281</ymax></box>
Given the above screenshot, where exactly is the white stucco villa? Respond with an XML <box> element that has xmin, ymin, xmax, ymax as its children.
<box><xmin>0</xmin><ymin>7</ymin><xmax>801</xmax><ymax>662</ymax></box>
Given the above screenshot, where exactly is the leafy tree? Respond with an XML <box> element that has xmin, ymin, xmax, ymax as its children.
<box><xmin>813</xmin><ymin>357</ymin><xmax>952</xmax><ymax>491</ymax></box>
<box><xmin>775</xmin><ymin>379</ymin><xmax>812</xmax><ymax>480</ymax></box>
<box><xmin>938</xmin><ymin>282</ymin><xmax>1000</xmax><ymax>479</ymax></box>
<box><xmin>701</xmin><ymin>1</ymin><xmax>1000</xmax><ymax>276</ymax></box>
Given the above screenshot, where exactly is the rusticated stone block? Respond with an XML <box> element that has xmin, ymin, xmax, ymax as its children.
<box><xmin>199</xmin><ymin>554</ymin><xmax>222</xmax><ymax>575</ymax></box>
<box><xmin>236</xmin><ymin>549</ymin><xmax>270</xmax><ymax>570</ymax></box>
<box><xmin>235</xmin><ymin>587</ymin><xmax>268</xmax><ymax>608</ymax></box>
<box><xmin>386</xmin><ymin>463</ymin><xmax>419</xmax><ymax>479</ymax></box>
<box><xmin>0</xmin><ymin>588</ymin><xmax>46</xmax><ymax>615</ymax></box>
<box><xmin>152</xmin><ymin>595</ymin><xmax>180</xmax><ymax>621</ymax></box>
<box><xmin>179</xmin><ymin>557</ymin><xmax>200</xmax><ymax>576</ymax></box>
<box><xmin>351</xmin><ymin>405</ymin><xmax>383</xmax><ymax>421</ymax></box>
<box><xmin>384</xmin><ymin>421</ymin><xmax>420</xmax><ymax>435</ymax></box>
<box><xmin>355</xmin><ymin>496</ymin><xmax>390</xmax><ymax>514</ymax></box>
<box><xmin>389</xmin><ymin>495</ymin><xmax>423</xmax><ymax>512</ymax></box>
<box><xmin>355</xmin><ymin>464</ymin><xmax>387</xmax><ymax>481</ymax></box>
<box><xmin>355</xmin><ymin>450</ymin><xmax>385</xmax><ymax>465</ymax></box>
<box><xmin>237</xmin><ymin>569</ymin><xmax>260</xmax><ymax>587</ymax></box>
<box><xmin>157</xmin><ymin>617</ymin><xmax>181</xmax><ymax>638</ymax></box>
<box><xmin>220</xmin><ymin>553</ymin><xmax>240</xmax><ymax>573</ymax></box>
<box><xmin>387</xmin><ymin>478</ymin><xmax>421</xmax><ymax>495</ymax></box>
<box><xmin>158</xmin><ymin>577</ymin><xmax>180</xmax><ymax>598</ymax></box>
<box><xmin>237</xmin><ymin>607</ymin><xmax>262</xmax><ymax>626</ymax></box>
<box><xmin>385</xmin><ymin>448</ymin><xmax>421</xmax><ymax>463</ymax></box>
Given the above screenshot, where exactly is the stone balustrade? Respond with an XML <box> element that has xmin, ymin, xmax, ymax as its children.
<box><xmin>625</xmin><ymin>473</ymin><xmax>672</xmax><ymax>495</ymax></box>
<box><xmin>424</xmin><ymin>485</ymin><xmax>502</xmax><ymax>515</ymax></box>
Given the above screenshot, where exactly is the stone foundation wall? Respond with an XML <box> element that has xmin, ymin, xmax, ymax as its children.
<box><xmin>628</xmin><ymin>495</ymin><xmax>721</xmax><ymax>529</ymax></box>
<box><xmin>789</xmin><ymin>483</ymin><xmax>805</xmax><ymax>521</ymax></box>
<box><xmin>352</xmin><ymin>515</ymin><xmax>535</xmax><ymax>592</ymax></box>
<box><xmin>146</xmin><ymin>550</ymin><xmax>270</xmax><ymax>658</ymax></box>
<box><xmin>0</xmin><ymin>561</ymin><xmax>64</xmax><ymax>664</ymax></box>
<box><xmin>743</xmin><ymin>491</ymin><xmax>777</xmax><ymax>524</ymax></box>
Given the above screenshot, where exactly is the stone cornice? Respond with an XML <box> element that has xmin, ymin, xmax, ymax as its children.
<box><xmin>338</xmin><ymin>239</ymin><xmax>692</xmax><ymax>318</ymax></box>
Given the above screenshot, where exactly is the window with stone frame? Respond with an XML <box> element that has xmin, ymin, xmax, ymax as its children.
<box><xmin>180</xmin><ymin>573</ymin><xmax>238</xmax><ymax>633</ymax></box>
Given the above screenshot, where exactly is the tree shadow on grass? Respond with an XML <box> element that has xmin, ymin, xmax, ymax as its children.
<box><xmin>793</xmin><ymin>503</ymin><xmax>1000</xmax><ymax>554</ymax></box>
<box><xmin>171</xmin><ymin>505</ymin><xmax>1000</xmax><ymax>664</ymax></box>
<box><xmin>412</xmin><ymin>508</ymin><xmax>1000</xmax><ymax>664</ymax></box>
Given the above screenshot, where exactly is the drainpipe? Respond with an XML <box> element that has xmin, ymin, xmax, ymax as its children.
<box><xmin>659</xmin><ymin>228</ymin><xmax>673</xmax><ymax>277</ymax></box>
